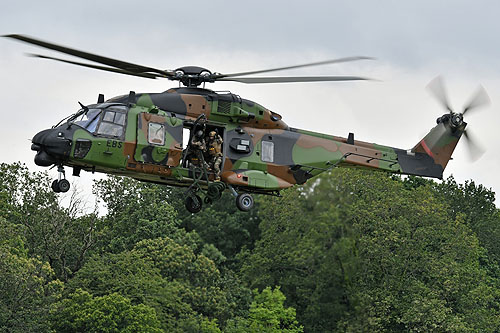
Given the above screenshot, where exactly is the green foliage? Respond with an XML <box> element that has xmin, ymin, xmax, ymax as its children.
<box><xmin>93</xmin><ymin>177</ymin><xmax>228</xmax><ymax>266</ymax></box>
<box><xmin>0</xmin><ymin>241</ymin><xmax>62</xmax><ymax>332</ymax></box>
<box><xmin>335</xmin><ymin>172</ymin><xmax>500</xmax><ymax>331</ymax></box>
<box><xmin>244</xmin><ymin>169</ymin><xmax>500</xmax><ymax>331</ymax></box>
<box><xmin>170</xmin><ymin>189</ymin><xmax>262</xmax><ymax>267</ymax></box>
<box><xmin>51</xmin><ymin>289</ymin><xmax>162</xmax><ymax>333</ymax></box>
<box><xmin>434</xmin><ymin>177</ymin><xmax>500</xmax><ymax>273</ymax></box>
<box><xmin>225</xmin><ymin>287</ymin><xmax>303</xmax><ymax>333</ymax></box>
<box><xmin>242</xmin><ymin>186</ymin><xmax>349</xmax><ymax>331</ymax></box>
<box><xmin>93</xmin><ymin>176</ymin><xmax>182</xmax><ymax>254</ymax></box>
<box><xmin>0</xmin><ymin>162</ymin><xmax>98</xmax><ymax>281</ymax></box>
<box><xmin>0</xmin><ymin>217</ymin><xmax>27</xmax><ymax>256</ymax></box>
<box><xmin>2</xmin><ymin>162</ymin><xmax>500</xmax><ymax>332</ymax></box>
<box><xmin>69</xmin><ymin>236</ymin><xmax>228</xmax><ymax>332</ymax></box>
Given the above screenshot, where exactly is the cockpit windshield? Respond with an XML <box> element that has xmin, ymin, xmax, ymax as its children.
<box><xmin>71</xmin><ymin>108</ymin><xmax>102</xmax><ymax>133</ymax></box>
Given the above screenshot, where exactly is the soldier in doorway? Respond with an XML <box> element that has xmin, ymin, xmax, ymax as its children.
<box><xmin>188</xmin><ymin>129</ymin><xmax>207</xmax><ymax>167</ymax></box>
<box><xmin>206</xmin><ymin>130</ymin><xmax>223</xmax><ymax>180</ymax></box>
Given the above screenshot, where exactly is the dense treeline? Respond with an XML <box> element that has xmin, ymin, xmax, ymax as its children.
<box><xmin>0</xmin><ymin>162</ymin><xmax>499</xmax><ymax>332</ymax></box>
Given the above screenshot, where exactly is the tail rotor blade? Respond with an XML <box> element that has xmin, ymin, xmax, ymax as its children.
<box><xmin>463</xmin><ymin>130</ymin><xmax>485</xmax><ymax>162</ymax></box>
<box><xmin>427</xmin><ymin>76</ymin><xmax>453</xmax><ymax>112</ymax></box>
<box><xmin>462</xmin><ymin>85</ymin><xmax>490</xmax><ymax>115</ymax></box>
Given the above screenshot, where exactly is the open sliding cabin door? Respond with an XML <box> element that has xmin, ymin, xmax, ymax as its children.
<box><xmin>134</xmin><ymin>112</ymin><xmax>183</xmax><ymax>167</ymax></box>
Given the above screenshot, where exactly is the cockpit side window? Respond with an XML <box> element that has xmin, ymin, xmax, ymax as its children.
<box><xmin>96</xmin><ymin>110</ymin><xmax>126</xmax><ymax>138</ymax></box>
<box><xmin>103</xmin><ymin>111</ymin><xmax>126</xmax><ymax>125</ymax></box>
<box><xmin>69</xmin><ymin>105</ymin><xmax>128</xmax><ymax>136</ymax></box>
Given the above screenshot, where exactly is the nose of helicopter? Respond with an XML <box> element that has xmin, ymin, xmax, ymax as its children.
<box><xmin>31</xmin><ymin>128</ymin><xmax>73</xmax><ymax>166</ymax></box>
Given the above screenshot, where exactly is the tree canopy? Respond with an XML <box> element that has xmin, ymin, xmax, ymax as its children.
<box><xmin>0</xmin><ymin>162</ymin><xmax>499</xmax><ymax>332</ymax></box>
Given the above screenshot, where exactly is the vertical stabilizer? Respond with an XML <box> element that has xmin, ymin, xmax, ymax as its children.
<box><xmin>412</xmin><ymin>115</ymin><xmax>465</xmax><ymax>171</ymax></box>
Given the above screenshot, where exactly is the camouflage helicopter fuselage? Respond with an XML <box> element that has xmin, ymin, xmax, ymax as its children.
<box><xmin>33</xmin><ymin>86</ymin><xmax>464</xmax><ymax>201</ymax></box>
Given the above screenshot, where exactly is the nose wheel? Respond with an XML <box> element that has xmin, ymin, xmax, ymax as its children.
<box><xmin>51</xmin><ymin>165</ymin><xmax>70</xmax><ymax>193</ymax></box>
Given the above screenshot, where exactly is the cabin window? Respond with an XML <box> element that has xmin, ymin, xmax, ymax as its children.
<box><xmin>261</xmin><ymin>140</ymin><xmax>274</xmax><ymax>163</ymax></box>
<box><xmin>148</xmin><ymin>123</ymin><xmax>165</xmax><ymax>145</ymax></box>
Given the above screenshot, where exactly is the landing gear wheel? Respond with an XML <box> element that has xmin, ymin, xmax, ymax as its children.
<box><xmin>185</xmin><ymin>195</ymin><xmax>203</xmax><ymax>213</ymax></box>
<box><xmin>51</xmin><ymin>180</ymin><xmax>61</xmax><ymax>193</ymax></box>
<box><xmin>236</xmin><ymin>193</ymin><xmax>254</xmax><ymax>212</ymax></box>
<box><xmin>57</xmin><ymin>179</ymin><xmax>70</xmax><ymax>193</ymax></box>
<box><xmin>51</xmin><ymin>179</ymin><xmax>70</xmax><ymax>193</ymax></box>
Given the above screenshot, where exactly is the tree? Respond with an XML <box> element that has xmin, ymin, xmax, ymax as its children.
<box><xmin>93</xmin><ymin>176</ymin><xmax>182</xmax><ymax>254</ymax></box>
<box><xmin>169</xmin><ymin>188</ymin><xmax>262</xmax><ymax>268</ymax></box>
<box><xmin>0</xmin><ymin>162</ymin><xmax>98</xmax><ymax>281</ymax></box>
<box><xmin>68</xmin><ymin>236</ymin><xmax>230</xmax><ymax>332</ymax></box>
<box><xmin>0</xmin><ymin>226</ymin><xmax>62</xmax><ymax>332</ymax></box>
<box><xmin>225</xmin><ymin>287</ymin><xmax>303</xmax><ymax>333</ymax></box>
<box><xmin>433</xmin><ymin>177</ymin><xmax>500</xmax><ymax>273</ymax></box>
<box><xmin>335</xmin><ymin>174</ymin><xmax>500</xmax><ymax>331</ymax></box>
<box><xmin>242</xmin><ymin>186</ymin><xmax>350</xmax><ymax>331</ymax></box>
<box><xmin>244</xmin><ymin>169</ymin><xmax>500</xmax><ymax>331</ymax></box>
<box><xmin>51</xmin><ymin>289</ymin><xmax>162</xmax><ymax>333</ymax></box>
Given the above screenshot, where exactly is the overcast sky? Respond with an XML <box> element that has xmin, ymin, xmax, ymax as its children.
<box><xmin>1</xmin><ymin>0</ymin><xmax>499</xmax><ymax>207</ymax></box>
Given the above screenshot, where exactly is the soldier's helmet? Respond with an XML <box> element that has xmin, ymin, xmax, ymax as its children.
<box><xmin>195</xmin><ymin>130</ymin><xmax>204</xmax><ymax>138</ymax></box>
<box><xmin>209</xmin><ymin>131</ymin><xmax>216</xmax><ymax>139</ymax></box>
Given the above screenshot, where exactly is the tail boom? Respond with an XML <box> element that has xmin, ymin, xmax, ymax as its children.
<box><xmin>334</xmin><ymin>115</ymin><xmax>465</xmax><ymax>179</ymax></box>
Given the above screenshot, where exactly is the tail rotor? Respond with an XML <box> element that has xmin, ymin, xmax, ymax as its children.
<box><xmin>427</xmin><ymin>76</ymin><xmax>490</xmax><ymax>161</ymax></box>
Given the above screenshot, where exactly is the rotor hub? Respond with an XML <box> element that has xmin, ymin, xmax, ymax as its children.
<box><xmin>173</xmin><ymin>66</ymin><xmax>214</xmax><ymax>87</ymax></box>
<box><xmin>450</xmin><ymin>112</ymin><xmax>464</xmax><ymax>128</ymax></box>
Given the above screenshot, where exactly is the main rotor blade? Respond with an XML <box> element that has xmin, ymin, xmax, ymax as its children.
<box><xmin>28</xmin><ymin>54</ymin><xmax>160</xmax><ymax>79</ymax></box>
<box><xmin>463</xmin><ymin>85</ymin><xmax>490</xmax><ymax>115</ymax></box>
<box><xmin>463</xmin><ymin>129</ymin><xmax>485</xmax><ymax>161</ymax></box>
<box><xmin>218</xmin><ymin>76</ymin><xmax>371</xmax><ymax>84</ymax></box>
<box><xmin>427</xmin><ymin>76</ymin><xmax>453</xmax><ymax>112</ymax></box>
<box><xmin>4</xmin><ymin>34</ymin><xmax>173</xmax><ymax>77</ymax></box>
<box><xmin>217</xmin><ymin>56</ymin><xmax>374</xmax><ymax>78</ymax></box>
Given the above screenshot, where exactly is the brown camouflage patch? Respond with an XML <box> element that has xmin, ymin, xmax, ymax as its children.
<box><xmin>181</xmin><ymin>94</ymin><xmax>211</xmax><ymax>118</ymax></box>
<box><xmin>267</xmin><ymin>164</ymin><xmax>297</xmax><ymax>185</ymax></box>
<box><xmin>295</xmin><ymin>134</ymin><xmax>339</xmax><ymax>152</ymax></box>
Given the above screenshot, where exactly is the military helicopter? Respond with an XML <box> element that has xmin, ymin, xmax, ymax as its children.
<box><xmin>3</xmin><ymin>34</ymin><xmax>490</xmax><ymax>213</ymax></box>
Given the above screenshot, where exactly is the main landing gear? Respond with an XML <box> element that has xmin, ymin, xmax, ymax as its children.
<box><xmin>51</xmin><ymin>165</ymin><xmax>70</xmax><ymax>193</ymax></box>
<box><xmin>228</xmin><ymin>185</ymin><xmax>254</xmax><ymax>212</ymax></box>
<box><xmin>236</xmin><ymin>193</ymin><xmax>254</xmax><ymax>212</ymax></box>
<box><xmin>184</xmin><ymin>184</ymin><xmax>255</xmax><ymax>213</ymax></box>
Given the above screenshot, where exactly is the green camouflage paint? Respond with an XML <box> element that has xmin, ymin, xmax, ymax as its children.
<box><xmin>50</xmin><ymin>87</ymin><xmax>463</xmax><ymax>195</ymax></box>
